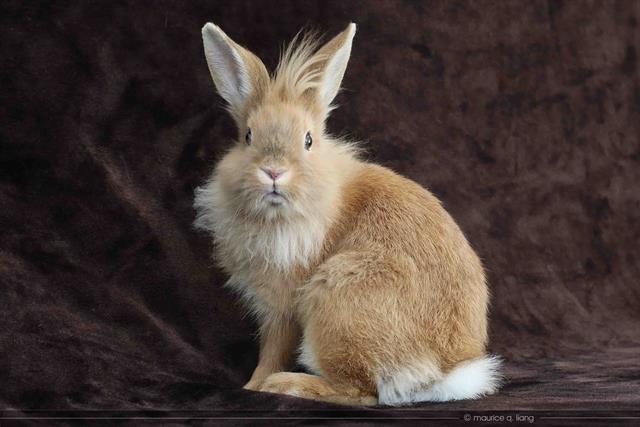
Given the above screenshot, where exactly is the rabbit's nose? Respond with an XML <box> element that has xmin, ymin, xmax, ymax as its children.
<box><xmin>261</xmin><ymin>167</ymin><xmax>286</xmax><ymax>181</ymax></box>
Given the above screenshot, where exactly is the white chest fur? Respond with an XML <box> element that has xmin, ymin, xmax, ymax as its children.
<box><xmin>194</xmin><ymin>178</ymin><xmax>327</xmax><ymax>315</ymax></box>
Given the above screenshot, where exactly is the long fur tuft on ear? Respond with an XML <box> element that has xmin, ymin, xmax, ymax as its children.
<box><xmin>272</xmin><ymin>30</ymin><xmax>325</xmax><ymax>100</ymax></box>
<box><xmin>272</xmin><ymin>23</ymin><xmax>356</xmax><ymax>112</ymax></box>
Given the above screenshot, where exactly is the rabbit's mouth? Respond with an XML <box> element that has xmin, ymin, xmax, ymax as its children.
<box><xmin>264</xmin><ymin>190</ymin><xmax>286</xmax><ymax>205</ymax></box>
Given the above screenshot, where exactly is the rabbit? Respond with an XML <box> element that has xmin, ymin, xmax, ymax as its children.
<box><xmin>194</xmin><ymin>22</ymin><xmax>501</xmax><ymax>406</ymax></box>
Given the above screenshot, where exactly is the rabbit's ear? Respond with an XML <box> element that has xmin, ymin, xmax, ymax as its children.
<box><xmin>202</xmin><ymin>23</ymin><xmax>269</xmax><ymax>116</ymax></box>
<box><xmin>313</xmin><ymin>23</ymin><xmax>356</xmax><ymax>108</ymax></box>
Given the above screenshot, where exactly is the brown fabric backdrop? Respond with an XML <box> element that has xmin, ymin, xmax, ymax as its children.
<box><xmin>1</xmin><ymin>0</ymin><xmax>639</xmax><ymax>419</ymax></box>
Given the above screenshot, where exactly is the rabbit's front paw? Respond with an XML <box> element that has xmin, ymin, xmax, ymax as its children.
<box><xmin>243</xmin><ymin>378</ymin><xmax>265</xmax><ymax>391</ymax></box>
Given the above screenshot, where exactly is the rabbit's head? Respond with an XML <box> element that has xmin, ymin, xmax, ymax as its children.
<box><xmin>201</xmin><ymin>23</ymin><xmax>357</xmax><ymax>222</ymax></box>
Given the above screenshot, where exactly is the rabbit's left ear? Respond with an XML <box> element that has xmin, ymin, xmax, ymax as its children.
<box><xmin>313</xmin><ymin>23</ymin><xmax>356</xmax><ymax>108</ymax></box>
<box><xmin>202</xmin><ymin>23</ymin><xmax>269</xmax><ymax>119</ymax></box>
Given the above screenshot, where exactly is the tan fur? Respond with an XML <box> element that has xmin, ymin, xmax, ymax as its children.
<box><xmin>195</xmin><ymin>22</ymin><xmax>497</xmax><ymax>406</ymax></box>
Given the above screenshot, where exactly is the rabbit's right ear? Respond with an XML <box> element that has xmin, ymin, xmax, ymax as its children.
<box><xmin>202</xmin><ymin>23</ymin><xmax>269</xmax><ymax>118</ymax></box>
<box><xmin>312</xmin><ymin>23</ymin><xmax>356</xmax><ymax>110</ymax></box>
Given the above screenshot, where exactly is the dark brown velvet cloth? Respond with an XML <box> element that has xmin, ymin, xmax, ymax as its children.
<box><xmin>1</xmin><ymin>0</ymin><xmax>639</xmax><ymax>424</ymax></box>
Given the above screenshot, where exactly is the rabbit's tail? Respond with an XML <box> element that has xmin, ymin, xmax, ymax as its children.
<box><xmin>377</xmin><ymin>355</ymin><xmax>502</xmax><ymax>405</ymax></box>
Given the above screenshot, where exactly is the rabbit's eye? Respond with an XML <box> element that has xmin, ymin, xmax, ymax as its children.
<box><xmin>304</xmin><ymin>131</ymin><xmax>312</xmax><ymax>150</ymax></box>
<box><xmin>245</xmin><ymin>128</ymin><xmax>252</xmax><ymax>145</ymax></box>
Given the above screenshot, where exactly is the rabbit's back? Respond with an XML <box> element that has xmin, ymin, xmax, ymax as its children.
<box><xmin>324</xmin><ymin>162</ymin><xmax>489</xmax><ymax>366</ymax></box>
<box><xmin>337</xmin><ymin>163</ymin><xmax>484</xmax><ymax>281</ymax></box>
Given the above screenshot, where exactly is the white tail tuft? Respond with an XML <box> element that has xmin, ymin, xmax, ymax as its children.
<box><xmin>377</xmin><ymin>355</ymin><xmax>502</xmax><ymax>406</ymax></box>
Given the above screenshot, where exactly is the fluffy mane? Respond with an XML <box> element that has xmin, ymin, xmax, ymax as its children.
<box><xmin>270</xmin><ymin>31</ymin><xmax>329</xmax><ymax>101</ymax></box>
